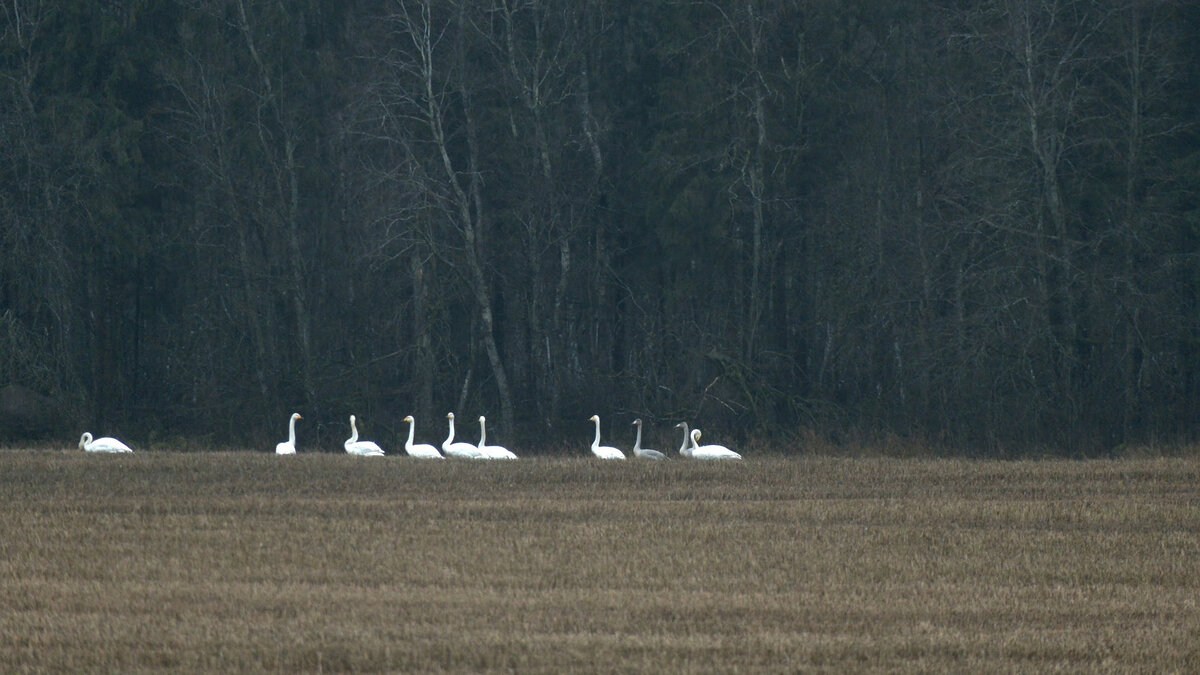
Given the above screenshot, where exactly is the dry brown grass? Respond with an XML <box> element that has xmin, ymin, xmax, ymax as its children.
<box><xmin>1</xmin><ymin>452</ymin><xmax>1198</xmax><ymax>672</ymax></box>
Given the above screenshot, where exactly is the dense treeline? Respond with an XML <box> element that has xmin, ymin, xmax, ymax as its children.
<box><xmin>2</xmin><ymin>0</ymin><xmax>1198</xmax><ymax>452</ymax></box>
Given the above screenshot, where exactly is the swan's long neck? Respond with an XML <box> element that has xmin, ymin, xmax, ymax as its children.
<box><xmin>348</xmin><ymin>418</ymin><xmax>359</xmax><ymax>444</ymax></box>
<box><xmin>633</xmin><ymin>422</ymin><xmax>643</xmax><ymax>451</ymax></box>
<box><xmin>406</xmin><ymin>420</ymin><xmax>416</xmax><ymax>448</ymax></box>
<box><xmin>592</xmin><ymin>418</ymin><xmax>602</xmax><ymax>449</ymax></box>
<box><xmin>478</xmin><ymin>418</ymin><xmax>487</xmax><ymax>447</ymax></box>
<box><xmin>691</xmin><ymin>430</ymin><xmax>701</xmax><ymax>450</ymax></box>
<box><xmin>80</xmin><ymin>432</ymin><xmax>91</xmax><ymax>450</ymax></box>
<box><xmin>445</xmin><ymin>417</ymin><xmax>456</xmax><ymax>444</ymax></box>
<box><xmin>677</xmin><ymin>424</ymin><xmax>690</xmax><ymax>454</ymax></box>
<box><xmin>287</xmin><ymin>416</ymin><xmax>297</xmax><ymax>444</ymax></box>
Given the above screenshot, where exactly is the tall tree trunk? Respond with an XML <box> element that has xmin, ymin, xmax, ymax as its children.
<box><xmin>1014</xmin><ymin>0</ymin><xmax>1084</xmax><ymax>435</ymax></box>
<box><xmin>402</xmin><ymin>0</ymin><xmax>515</xmax><ymax>431</ymax></box>
<box><xmin>411</xmin><ymin>246</ymin><xmax>435</xmax><ymax>423</ymax></box>
<box><xmin>461</xmin><ymin>83</ymin><xmax>516</xmax><ymax>432</ymax></box>
<box><xmin>746</xmin><ymin>0</ymin><xmax>766</xmax><ymax>362</ymax></box>
<box><xmin>237</xmin><ymin>0</ymin><xmax>316</xmax><ymax>409</ymax></box>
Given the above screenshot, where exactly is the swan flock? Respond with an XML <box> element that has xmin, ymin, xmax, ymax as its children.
<box><xmin>78</xmin><ymin>413</ymin><xmax>744</xmax><ymax>459</ymax></box>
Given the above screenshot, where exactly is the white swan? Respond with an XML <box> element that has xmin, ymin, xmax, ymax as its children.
<box><xmin>631</xmin><ymin>419</ymin><xmax>666</xmax><ymax>460</ymax></box>
<box><xmin>79</xmin><ymin>432</ymin><xmax>133</xmax><ymax>453</ymax></box>
<box><xmin>588</xmin><ymin>415</ymin><xmax>626</xmax><ymax>459</ymax></box>
<box><xmin>689</xmin><ymin>429</ymin><xmax>743</xmax><ymax>460</ymax></box>
<box><xmin>275</xmin><ymin>413</ymin><xmax>301</xmax><ymax>454</ymax></box>
<box><xmin>402</xmin><ymin>415</ymin><xmax>444</xmax><ymax>458</ymax></box>
<box><xmin>345</xmin><ymin>414</ymin><xmax>385</xmax><ymax>456</ymax></box>
<box><xmin>442</xmin><ymin>412</ymin><xmax>483</xmax><ymax>459</ymax></box>
<box><xmin>674</xmin><ymin>422</ymin><xmax>692</xmax><ymax>458</ymax></box>
<box><xmin>477</xmin><ymin>415</ymin><xmax>518</xmax><ymax>459</ymax></box>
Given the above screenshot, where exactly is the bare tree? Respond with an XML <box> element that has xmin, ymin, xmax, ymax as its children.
<box><xmin>382</xmin><ymin>0</ymin><xmax>515</xmax><ymax>432</ymax></box>
<box><xmin>232</xmin><ymin>0</ymin><xmax>319</xmax><ymax>410</ymax></box>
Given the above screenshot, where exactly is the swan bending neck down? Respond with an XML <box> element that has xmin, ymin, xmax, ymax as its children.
<box><xmin>631</xmin><ymin>419</ymin><xmax>666</xmax><ymax>460</ymax></box>
<box><xmin>79</xmin><ymin>432</ymin><xmax>133</xmax><ymax>453</ymax></box>
<box><xmin>588</xmin><ymin>415</ymin><xmax>626</xmax><ymax>459</ymax></box>
<box><xmin>443</xmin><ymin>412</ymin><xmax>483</xmax><ymax>459</ymax></box>
<box><xmin>402</xmin><ymin>416</ymin><xmax>444</xmax><ymax>458</ymax></box>
<box><xmin>345</xmin><ymin>414</ymin><xmax>385</xmax><ymax>456</ymax></box>
<box><xmin>689</xmin><ymin>429</ymin><xmax>743</xmax><ymax>460</ymax></box>
<box><xmin>276</xmin><ymin>413</ymin><xmax>301</xmax><ymax>454</ymax></box>
<box><xmin>674</xmin><ymin>422</ymin><xmax>692</xmax><ymax>458</ymax></box>
<box><xmin>477</xmin><ymin>415</ymin><xmax>518</xmax><ymax>459</ymax></box>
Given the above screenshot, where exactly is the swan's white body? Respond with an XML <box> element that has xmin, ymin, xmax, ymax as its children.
<box><xmin>79</xmin><ymin>432</ymin><xmax>133</xmax><ymax>453</ymax></box>
<box><xmin>588</xmin><ymin>415</ymin><xmax>626</xmax><ymax>459</ymax></box>
<box><xmin>443</xmin><ymin>413</ymin><xmax>483</xmax><ymax>459</ymax></box>
<box><xmin>345</xmin><ymin>415</ymin><xmax>385</xmax><ymax>456</ymax></box>
<box><xmin>674</xmin><ymin>422</ymin><xmax>692</xmax><ymax>458</ymax></box>
<box><xmin>689</xmin><ymin>429</ymin><xmax>742</xmax><ymax>460</ymax></box>
<box><xmin>275</xmin><ymin>413</ymin><xmax>301</xmax><ymax>454</ymax></box>
<box><xmin>402</xmin><ymin>416</ymin><xmax>444</xmax><ymax>458</ymax></box>
<box><xmin>631</xmin><ymin>419</ymin><xmax>666</xmax><ymax>460</ymax></box>
<box><xmin>477</xmin><ymin>416</ymin><xmax>518</xmax><ymax>459</ymax></box>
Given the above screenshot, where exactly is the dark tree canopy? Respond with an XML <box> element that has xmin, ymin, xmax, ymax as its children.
<box><xmin>2</xmin><ymin>0</ymin><xmax>1198</xmax><ymax>454</ymax></box>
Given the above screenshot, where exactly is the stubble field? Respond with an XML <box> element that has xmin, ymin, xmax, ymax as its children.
<box><xmin>1</xmin><ymin>451</ymin><xmax>1197</xmax><ymax>672</ymax></box>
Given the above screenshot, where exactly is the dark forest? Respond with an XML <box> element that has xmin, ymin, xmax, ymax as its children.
<box><xmin>2</xmin><ymin>0</ymin><xmax>1199</xmax><ymax>453</ymax></box>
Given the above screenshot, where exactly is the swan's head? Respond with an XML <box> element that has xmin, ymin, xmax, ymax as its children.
<box><xmin>632</xmin><ymin>418</ymin><xmax>642</xmax><ymax>427</ymax></box>
<box><xmin>447</xmin><ymin>412</ymin><xmax>455</xmax><ymax>420</ymax></box>
<box><xmin>292</xmin><ymin>413</ymin><xmax>302</xmax><ymax>421</ymax></box>
<box><xmin>674</xmin><ymin>422</ymin><xmax>687</xmax><ymax>430</ymax></box>
<box><xmin>350</xmin><ymin>414</ymin><xmax>357</xmax><ymax>424</ymax></box>
<box><xmin>79</xmin><ymin>432</ymin><xmax>92</xmax><ymax>449</ymax></box>
<box><xmin>589</xmin><ymin>414</ymin><xmax>599</xmax><ymax>423</ymax></box>
<box><xmin>404</xmin><ymin>415</ymin><xmax>414</xmax><ymax>423</ymax></box>
<box><xmin>692</xmin><ymin>429</ymin><xmax>702</xmax><ymax>442</ymax></box>
<box><xmin>478</xmin><ymin>415</ymin><xmax>486</xmax><ymax>424</ymax></box>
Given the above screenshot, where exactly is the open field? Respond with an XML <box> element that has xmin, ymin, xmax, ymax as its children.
<box><xmin>1</xmin><ymin>452</ymin><xmax>1198</xmax><ymax>672</ymax></box>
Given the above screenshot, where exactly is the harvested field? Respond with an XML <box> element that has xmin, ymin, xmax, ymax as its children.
<box><xmin>1</xmin><ymin>452</ymin><xmax>1197</xmax><ymax>672</ymax></box>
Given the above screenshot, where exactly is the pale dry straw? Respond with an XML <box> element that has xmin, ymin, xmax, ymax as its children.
<box><xmin>0</xmin><ymin>453</ymin><xmax>1197</xmax><ymax>671</ymax></box>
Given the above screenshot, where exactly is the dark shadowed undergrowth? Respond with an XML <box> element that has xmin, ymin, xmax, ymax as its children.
<box><xmin>1</xmin><ymin>452</ymin><xmax>1198</xmax><ymax>672</ymax></box>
